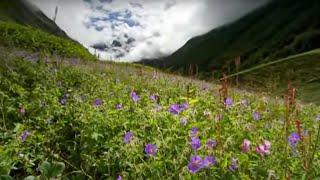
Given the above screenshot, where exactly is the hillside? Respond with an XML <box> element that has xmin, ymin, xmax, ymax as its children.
<box><xmin>140</xmin><ymin>0</ymin><xmax>320</xmax><ymax>77</ymax></box>
<box><xmin>228</xmin><ymin>49</ymin><xmax>320</xmax><ymax>104</ymax></box>
<box><xmin>1</xmin><ymin>46</ymin><xmax>320</xmax><ymax>179</ymax></box>
<box><xmin>0</xmin><ymin>0</ymin><xmax>70</xmax><ymax>39</ymax></box>
<box><xmin>0</xmin><ymin>0</ymin><xmax>95</xmax><ymax>61</ymax></box>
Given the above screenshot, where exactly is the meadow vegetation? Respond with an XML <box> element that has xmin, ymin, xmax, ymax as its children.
<box><xmin>0</xmin><ymin>50</ymin><xmax>319</xmax><ymax>179</ymax></box>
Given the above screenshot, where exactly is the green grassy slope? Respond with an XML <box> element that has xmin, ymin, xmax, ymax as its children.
<box><xmin>0</xmin><ymin>0</ymin><xmax>95</xmax><ymax>61</ymax></box>
<box><xmin>0</xmin><ymin>22</ymin><xmax>96</xmax><ymax>61</ymax></box>
<box><xmin>1</xmin><ymin>48</ymin><xmax>320</xmax><ymax>179</ymax></box>
<box><xmin>228</xmin><ymin>49</ymin><xmax>320</xmax><ymax>104</ymax></box>
<box><xmin>0</xmin><ymin>0</ymin><xmax>69</xmax><ymax>39</ymax></box>
<box><xmin>141</xmin><ymin>0</ymin><xmax>320</xmax><ymax>77</ymax></box>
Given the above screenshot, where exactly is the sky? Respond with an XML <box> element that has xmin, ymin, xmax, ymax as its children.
<box><xmin>28</xmin><ymin>0</ymin><xmax>269</xmax><ymax>62</ymax></box>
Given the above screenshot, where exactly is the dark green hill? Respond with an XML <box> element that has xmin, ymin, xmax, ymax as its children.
<box><xmin>0</xmin><ymin>0</ymin><xmax>69</xmax><ymax>39</ymax></box>
<box><xmin>140</xmin><ymin>0</ymin><xmax>320</xmax><ymax>78</ymax></box>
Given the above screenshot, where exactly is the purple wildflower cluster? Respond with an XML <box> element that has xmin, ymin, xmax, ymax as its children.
<box><xmin>150</xmin><ymin>94</ymin><xmax>158</xmax><ymax>102</ymax></box>
<box><xmin>124</xmin><ymin>132</ymin><xmax>134</xmax><ymax>144</ymax></box>
<box><xmin>188</xmin><ymin>155</ymin><xmax>217</xmax><ymax>173</ymax></box>
<box><xmin>168</xmin><ymin>102</ymin><xmax>189</xmax><ymax>115</ymax></box>
<box><xmin>288</xmin><ymin>132</ymin><xmax>300</xmax><ymax>147</ymax></box>
<box><xmin>144</xmin><ymin>144</ymin><xmax>158</xmax><ymax>156</ymax></box>
<box><xmin>59</xmin><ymin>94</ymin><xmax>68</xmax><ymax>105</ymax></box>
<box><xmin>21</xmin><ymin>131</ymin><xmax>31</xmax><ymax>142</ymax></box>
<box><xmin>190</xmin><ymin>137</ymin><xmax>201</xmax><ymax>151</ymax></box>
<box><xmin>206</xmin><ymin>139</ymin><xmax>217</xmax><ymax>149</ymax></box>
<box><xmin>93</xmin><ymin>98</ymin><xmax>103</xmax><ymax>106</ymax></box>
<box><xmin>256</xmin><ymin>140</ymin><xmax>271</xmax><ymax>155</ymax></box>
<box><xmin>241</xmin><ymin>139</ymin><xmax>251</xmax><ymax>153</ymax></box>
<box><xmin>224</xmin><ymin>97</ymin><xmax>233</xmax><ymax>107</ymax></box>
<box><xmin>253</xmin><ymin>111</ymin><xmax>261</xmax><ymax>121</ymax></box>
<box><xmin>116</xmin><ymin>104</ymin><xmax>123</xmax><ymax>110</ymax></box>
<box><xmin>229</xmin><ymin>157</ymin><xmax>238</xmax><ymax>172</ymax></box>
<box><xmin>130</xmin><ymin>91</ymin><xmax>140</xmax><ymax>102</ymax></box>
<box><xmin>190</xmin><ymin>127</ymin><xmax>199</xmax><ymax>137</ymax></box>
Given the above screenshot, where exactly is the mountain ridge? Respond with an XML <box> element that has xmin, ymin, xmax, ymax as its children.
<box><xmin>139</xmin><ymin>0</ymin><xmax>320</xmax><ymax>78</ymax></box>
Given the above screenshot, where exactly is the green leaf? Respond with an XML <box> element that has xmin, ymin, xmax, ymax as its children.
<box><xmin>23</xmin><ymin>176</ymin><xmax>36</xmax><ymax>180</ymax></box>
<box><xmin>39</xmin><ymin>161</ymin><xmax>65</xmax><ymax>178</ymax></box>
<box><xmin>0</xmin><ymin>175</ymin><xmax>13</xmax><ymax>180</ymax></box>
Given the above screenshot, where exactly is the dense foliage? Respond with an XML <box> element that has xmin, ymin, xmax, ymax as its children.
<box><xmin>0</xmin><ymin>22</ymin><xmax>96</xmax><ymax>61</ymax></box>
<box><xmin>0</xmin><ymin>56</ymin><xmax>319</xmax><ymax>179</ymax></box>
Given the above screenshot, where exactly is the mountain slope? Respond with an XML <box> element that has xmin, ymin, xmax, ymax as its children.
<box><xmin>0</xmin><ymin>0</ymin><xmax>95</xmax><ymax>61</ymax></box>
<box><xmin>0</xmin><ymin>0</ymin><xmax>69</xmax><ymax>39</ymax></box>
<box><xmin>140</xmin><ymin>0</ymin><xmax>320</xmax><ymax>77</ymax></box>
<box><xmin>228</xmin><ymin>49</ymin><xmax>320</xmax><ymax>104</ymax></box>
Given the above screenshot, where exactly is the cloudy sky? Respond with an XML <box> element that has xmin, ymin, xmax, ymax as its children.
<box><xmin>28</xmin><ymin>0</ymin><xmax>269</xmax><ymax>61</ymax></box>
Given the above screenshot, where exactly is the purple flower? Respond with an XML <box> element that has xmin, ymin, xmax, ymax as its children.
<box><xmin>116</xmin><ymin>175</ymin><xmax>122</xmax><ymax>180</ymax></box>
<box><xmin>59</xmin><ymin>98</ymin><xmax>67</xmax><ymax>105</ymax></box>
<box><xmin>229</xmin><ymin>157</ymin><xmax>238</xmax><ymax>172</ymax></box>
<box><xmin>188</xmin><ymin>155</ymin><xmax>204</xmax><ymax>173</ymax></box>
<box><xmin>168</xmin><ymin>103</ymin><xmax>189</xmax><ymax>115</ymax></box>
<box><xmin>18</xmin><ymin>106</ymin><xmax>25</xmax><ymax>115</ymax></box>
<box><xmin>150</xmin><ymin>94</ymin><xmax>157</xmax><ymax>102</ymax></box>
<box><xmin>190</xmin><ymin>127</ymin><xmax>199</xmax><ymax>137</ymax></box>
<box><xmin>145</xmin><ymin>144</ymin><xmax>158</xmax><ymax>156</ymax></box>
<box><xmin>203</xmin><ymin>156</ymin><xmax>217</xmax><ymax>167</ymax></box>
<box><xmin>224</xmin><ymin>97</ymin><xmax>233</xmax><ymax>107</ymax></box>
<box><xmin>288</xmin><ymin>132</ymin><xmax>300</xmax><ymax>147</ymax></box>
<box><xmin>124</xmin><ymin>132</ymin><xmax>133</xmax><ymax>144</ymax></box>
<box><xmin>241</xmin><ymin>139</ymin><xmax>251</xmax><ymax>153</ymax></box>
<box><xmin>180</xmin><ymin>118</ymin><xmax>188</xmax><ymax>126</ymax></box>
<box><xmin>206</xmin><ymin>139</ymin><xmax>217</xmax><ymax>149</ymax></box>
<box><xmin>190</xmin><ymin>137</ymin><xmax>201</xmax><ymax>151</ymax></box>
<box><xmin>263</xmin><ymin>140</ymin><xmax>271</xmax><ymax>150</ymax></box>
<box><xmin>93</xmin><ymin>98</ymin><xmax>103</xmax><ymax>106</ymax></box>
<box><xmin>316</xmin><ymin>114</ymin><xmax>320</xmax><ymax>121</ymax></box>
<box><xmin>21</xmin><ymin>131</ymin><xmax>31</xmax><ymax>142</ymax></box>
<box><xmin>169</xmin><ymin>104</ymin><xmax>181</xmax><ymax>115</ymax></box>
<box><xmin>116</xmin><ymin>104</ymin><xmax>123</xmax><ymax>110</ymax></box>
<box><xmin>256</xmin><ymin>140</ymin><xmax>271</xmax><ymax>155</ymax></box>
<box><xmin>130</xmin><ymin>91</ymin><xmax>140</xmax><ymax>102</ymax></box>
<box><xmin>253</xmin><ymin>111</ymin><xmax>261</xmax><ymax>121</ymax></box>
<box><xmin>180</xmin><ymin>102</ymin><xmax>189</xmax><ymax>110</ymax></box>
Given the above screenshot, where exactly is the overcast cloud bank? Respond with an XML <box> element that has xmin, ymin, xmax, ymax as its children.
<box><xmin>29</xmin><ymin>0</ymin><xmax>269</xmax><ymax>61</ymax></box>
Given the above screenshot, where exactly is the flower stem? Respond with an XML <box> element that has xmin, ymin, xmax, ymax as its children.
<box><xmin>307</xmin><ymin>122</ymin><xmax>320</xmax><ymax>178</ymax></box>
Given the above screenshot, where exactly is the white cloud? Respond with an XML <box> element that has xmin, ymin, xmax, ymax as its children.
<box><xmin>28</xmin><ymin>0</ymin><xmax>268</xmax><ymax>62</ymax></box>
